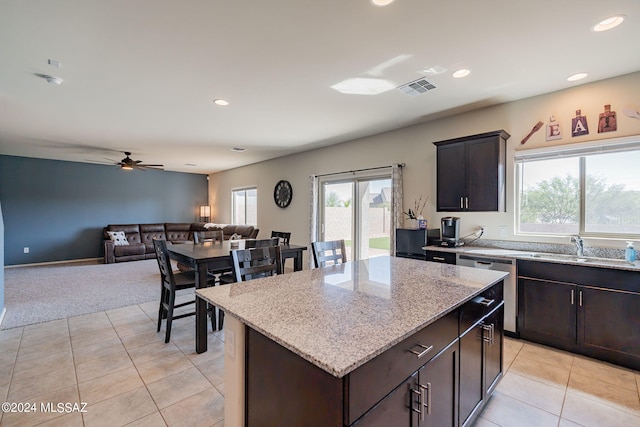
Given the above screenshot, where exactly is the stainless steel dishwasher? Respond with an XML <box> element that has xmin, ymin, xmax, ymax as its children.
<box><xmin>456</xmin><ymin>254</ymin><xmax>517</xmax><ymax>334</ymax></box>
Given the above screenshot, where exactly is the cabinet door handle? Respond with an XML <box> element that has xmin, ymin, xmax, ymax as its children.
<box><xmin>571</xmin><ymin>289</ymin><xmax>575</xmax><ymax>305</ymax></box>
<box><xmin>579</xmin><ymin>290</ymin><xmax>583</xmax><ymax>307</ymax></box>
<box><xmin>411</xmin><ymin>387</ymin><xmax>422</xmax><ymax>418</ymax></box>
<box><xmin>481</xmin><ymin>324</ymin><xmax>491</xmax><ymax>344</ymax></box>
<box><xmin>460</xmin><ymin>197</ymin><xmax>464</xmax><ymax>209</ymax></box>
<box><xmin>465</xmin><ymin>197</ymin><xmax>469</xmax><ymax>209</ymax></box>
<box><xmin>408</xmin><ymin>344</ymin><xmax>434</xmax><ymax>359</ymax></box>
<box><xmin>417</xmin><ymin>383</ymin><xmax>431</xmax><ymax>419</ymax></box>
<box><xmin>432</xmin><ymin>256</ymin><xmax>446</xmax><ymax>261</ymax></box>
<box><xmin>478</xmin><ymin>298</ymin><xmax>495</xmax><ymax>307</ymax></box>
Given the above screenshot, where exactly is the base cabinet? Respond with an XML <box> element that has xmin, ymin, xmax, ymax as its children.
<box><xmin>245</xmin><ymin>282</ymin><xmax>504</xmax><ymax>427</ymax></box>
<box><xmin>459</xmin><ymin>306</ymin><xmax>504</xmax><ymax>427</ymax></box>
<box><xmin>518</xmin><ymin>260</ymin><xmax>640</xmax><ymax>370</ymax></box>
<box><xmin>355</xmin><ymin>340</ymin><xmax>459</xmax><ymax>427</ymax></box>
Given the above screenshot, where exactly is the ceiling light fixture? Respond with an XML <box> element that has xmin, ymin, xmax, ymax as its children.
<box><xmin>230</xmin><ymin>147</ymin><xmax>246</xmax><ymax>152</ymax></box>
<box><xmin>213</xmin><ymin>99</ymin><xmax>229</xmax><ymax>106</ymax></box>
<box><xmin>370</xmin><ymin>0</ymin><xmax>394</xmax><ymax>6</ymax></box>
<box><xmin>593</xmin><ymin>15</ymin><xmax>625</xmax><ymax>32</ymax></box>
<box><xmin>567</xmin><ymin>72</ymin><xmax>588</xmax><ymax>82</ymax></box>
<box><xmin>35</xmin><ymin>73</ymin><xmax>63</xmax><ymax>85</ymax></box>
<box><xmin>452</xmin><ymin>69</ymin><xmax>471</xmax><ymax>79</ymax></box>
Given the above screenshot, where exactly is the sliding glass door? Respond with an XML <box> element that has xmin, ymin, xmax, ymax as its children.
<box><xmin>319</xmin><ymin>174</ymin><xmax>392</xmax><ymax>261</ymax></box>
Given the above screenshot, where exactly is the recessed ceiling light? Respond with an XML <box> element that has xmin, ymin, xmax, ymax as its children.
<box><xmin>35</xmin><ymin>73</ymin><xmax>63</xmax><ymax>85</ymax></box>
<box><xmin>593</xmin><ymin>15</ymin><xmax>625</xmax><ymax>32</ymax></box>
<box><xmin>213</xmin><ymin>99</ymin><xmax>229</xmax><ymax>106</ymax></box>
<box><xmin>230</xmin><ymin>147</ymin><xmax>246</xmax><ymax>152</ymax></box>
<box><xmin>185</xmin><ymin>163</ymin><xmax>197</xmax><ymax>167</ymax></box>
<box><xmin>452</xmin><ymin>69</ymin><xmax>471</xmax><ymax>79</ymax></box>
<box><xmin>370</xmin><ymin>0</ymin><xmax>394</xmax><ymax>6</ymax></box>
<box><xmin>567</xmin><ymin>72</ymin><xmax>588</xmax><ymax>82</ymax></box>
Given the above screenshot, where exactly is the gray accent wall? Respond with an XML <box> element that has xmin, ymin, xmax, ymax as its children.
<box><xmin>0</xmin><ymin>155</ymin><xmax>208</xmax><ymax>266</ymax></box>
<box><xmin>0</xmin><ymin>201</ymin><xmax>5</xmax><ymax>315</ymax></box>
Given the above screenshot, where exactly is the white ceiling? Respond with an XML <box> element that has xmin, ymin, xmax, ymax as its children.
<box><xmin>1</xmin><ymin>0</ymin><xmax>639</xmax><ymax>174</ymax></box>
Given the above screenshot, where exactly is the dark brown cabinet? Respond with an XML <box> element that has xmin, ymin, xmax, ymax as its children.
<box><xmin>518</xmin><ymin>260</ymin><xmax>640</xmax><ymax>370</ymax></box>
<box><xmin>434</xmin><ymin>130</ymin><xmax>509</xmax><ymax>212</ymax></box>
<box><xmin>245</xmin><ymin>282</ymin><xmax>504</xmax><ymax>427</ymax></box>
<box><xmin>459</xmin><ymin>305</ymin><xmax>504</xmax><ymax>427</ymax></box>
<box><xmin>425</xmin><ymin>250</ymin><xmax>456</xmax><ymax>264</ymax></box>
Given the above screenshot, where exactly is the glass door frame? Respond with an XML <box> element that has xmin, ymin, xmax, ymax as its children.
<box><xmin>318</xmin><ymin>170</ymin><xmax>392</xmax><ymax>262</ymax></box>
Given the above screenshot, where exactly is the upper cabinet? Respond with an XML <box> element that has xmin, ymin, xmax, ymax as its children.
<box><xmin>433</xmin><ymin>130</ymin><xmax>510</xmax><ymax>212</ymax></box>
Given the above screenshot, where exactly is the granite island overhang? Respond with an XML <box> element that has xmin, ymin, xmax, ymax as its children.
<box><xmin>197</xmin><ymin>256</ymin><xmax>507</xmax><ymax>427</ymax></box>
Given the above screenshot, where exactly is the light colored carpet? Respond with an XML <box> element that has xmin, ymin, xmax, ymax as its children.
<box><xmin>2</xmin><ymin>259</ymin><xmax>169</xmax><ymax>329</ymax></box>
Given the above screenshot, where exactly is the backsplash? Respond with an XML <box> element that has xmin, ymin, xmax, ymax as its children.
<box><xmin>465</xmin><ymin>238</ymin><xmax>636</xmax><ymax>261</ymax></box>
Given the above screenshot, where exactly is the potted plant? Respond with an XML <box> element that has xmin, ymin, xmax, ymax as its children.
<box><xmin>403</xmin><ymin>195</ymin><xmax>428</xmax><ymax>228</ymax></box>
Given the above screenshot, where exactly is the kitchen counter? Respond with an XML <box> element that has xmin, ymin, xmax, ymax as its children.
<box><xmin>424</xmin><ymin>244</ymin><xmax>640</xmax><ymax>272</ymax></box>
<box><xmin>196</xmin><ymin>255</ymin><xmax>506</xmax><ymax>377</ymax></box>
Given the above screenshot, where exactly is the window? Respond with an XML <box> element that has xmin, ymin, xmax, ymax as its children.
<box><xmin>516</xmin><ymin>136</ymin><xmax>640</xmax><ymax>237</ymax></box>
<box><xmin>232</xmin><ymin>187</ymin><xmax>257</xmax><ymax>225</ymax></box>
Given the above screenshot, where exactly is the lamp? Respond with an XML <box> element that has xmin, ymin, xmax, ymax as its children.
<box><xmin>199</xmin><ymin>205</ymin><xmax>211</xmax><ymax>222</ymax></box>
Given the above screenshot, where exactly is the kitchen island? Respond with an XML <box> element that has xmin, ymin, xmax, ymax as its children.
<box><xmin>196</xmin><ymin>256</ymin><xmax>507</xmax><ymax>427</ymax></box>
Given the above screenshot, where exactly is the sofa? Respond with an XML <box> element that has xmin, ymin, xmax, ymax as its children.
<box><xmin>103</xmin><ymin>223</ymin><xmax>259</xmax><ymax>263</ymax></box>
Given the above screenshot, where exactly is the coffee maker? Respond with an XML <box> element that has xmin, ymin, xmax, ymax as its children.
<box><xmin>441</xmin><ymin>217</ymin><xmax>461</xmax><ymax>247</ymax></box>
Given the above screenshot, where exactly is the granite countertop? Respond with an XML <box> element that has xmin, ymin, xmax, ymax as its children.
<box><xmin>196</xmin><ymin>256</ymin><xmax>507</xmax><ymax>378</ymax></box>
<box><xmin>424</xmin><ymin>245</ymin><xmax>640</xmax><ymax>272</ymax></box>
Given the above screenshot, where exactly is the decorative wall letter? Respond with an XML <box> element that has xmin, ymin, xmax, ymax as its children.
<box><xmin>571</xmin><ymin>109</ymin><xmax>589</xmax><ymax>137</ymax></box>
<box><xmin>546</xmin><ymin>115</ymin><xmax>562</xmax><ymax>141</ymax></box>
<box><xmin>598</xmin><ymin>104</ymin><xmax>617</xmax><ymax>133</ymax></box>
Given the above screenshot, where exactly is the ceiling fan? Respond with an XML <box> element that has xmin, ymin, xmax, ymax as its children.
<box><xmin>112</xmin><ymin>152</ymin><xmax>164</xmax><ymax>171</ymax></box>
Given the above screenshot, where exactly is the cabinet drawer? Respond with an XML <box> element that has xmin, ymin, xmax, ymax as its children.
<box><xmin>460</xmin><ymin>282</ymin><xmax>503</xmax><ymax>334</ymax></box>
<box><xmin>426</xmin><ymin>250</ymin><xmax>456</xmax><ymax>264</ymax></box>
<box><xmin>345</xmin><ymin>309</ymin><xmax>458</xmax><ymax>425</ymax></box>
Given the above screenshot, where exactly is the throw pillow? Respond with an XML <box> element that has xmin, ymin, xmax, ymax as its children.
<box><xmin>107</xmin><ymin>231</ymin><xmax>129</xmax><ymax>246</ymax></box>
<box><xmin>229</xmin><ymin>233</ymin><xmax>241</xmax><ymax>240</ymax></box>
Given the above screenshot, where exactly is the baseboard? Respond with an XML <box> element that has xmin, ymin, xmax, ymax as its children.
<box><xmin>0</xmin><ymin>307</ymin><xmax>6</xmax><ymax>328</ymax></box>
<box><xmin>4</xmin><ymin>257</ymin><xmax>102</xmax><ymax>269</ymax></box>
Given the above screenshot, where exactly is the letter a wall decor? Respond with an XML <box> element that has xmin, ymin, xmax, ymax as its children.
<box><xmin>571</xmin><ymin>109</ymin><xmax>589</xmax><ymax>137</ymax></box>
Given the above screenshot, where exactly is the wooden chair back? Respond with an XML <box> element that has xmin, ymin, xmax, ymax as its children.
<box><xmin>153</xmin><ymin>238</ymin><xmax>175</xmax><ymax>286</ymax></box>
<box><xmin>245</xmin><ymin>237</ymin><xmax>280</xmax><ymax>248</ymax></box>
<box><xmin>194</xmin><ymin>230</ymin><xmax>224</xmax><ymax>244</ymax></box>
<box><xmin>311</xmin><ymin>240</ymin><xmax>347</xmax><ymax>268</ymax></box>
<box><xmin>231</xmin><ymin>246</ymin><xmax>283</xmax><ymax>282</ymax></box>
<box><xmin>270</xmin><ymin>231</ymin><xmax>291</xmax><ymax>245</ymax></box>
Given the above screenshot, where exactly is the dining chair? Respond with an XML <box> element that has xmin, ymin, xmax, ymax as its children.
<box><xmin>153</xmin><ymin>238</ymin><xmax>217</xmax><ymax>343</ymax></box>
<box><xmin>270</xmin><ymin>231</ymin><xmax>291</xmax><ymax>244</ymax></box>
<box><xmin>245</xmin><ymin>237</ymin><xmax>280</xmax><ymax>248</ymax></box>
<box><xmin>216</xmin><ymin>245</ymin><xmax>283</xmax><ymax>329</ymax></box>
<box><xmin>311</xmin><ymin>239</ymin><xmax>347</xmax><ymax>268</ymax></box>
<box><xmin>271</xmin><ymin>231</ymin><xmax>292</xmax><ymax>270</ymax></box>
<box><xmin>194</xmin><ymin>229</ymin><xmax>224</xmax><ymax>244</ymax></box>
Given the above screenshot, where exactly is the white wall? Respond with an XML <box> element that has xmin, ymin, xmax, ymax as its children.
<box><xmin>209</xmin><ymin>72</ymin><xmax>640</xmax><ymax>261</ymax></box>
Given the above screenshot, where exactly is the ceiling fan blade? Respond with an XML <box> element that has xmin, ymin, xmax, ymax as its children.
<box><xmin>137</xmin><ymin>164</ymin><xmax>164</xmax><ymax>167</ymax></box>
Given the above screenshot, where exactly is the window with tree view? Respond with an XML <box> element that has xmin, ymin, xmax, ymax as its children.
<box><xmin>517</xmin><ymin>141</ymin><xmax>640</xmax><ymax>237</ymax></box>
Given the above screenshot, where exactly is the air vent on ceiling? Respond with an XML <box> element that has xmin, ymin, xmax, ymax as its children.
<box><xmin>397</xmin><ymin>78</ymin><xmax>436</xmax><ymax>96</ymax></box>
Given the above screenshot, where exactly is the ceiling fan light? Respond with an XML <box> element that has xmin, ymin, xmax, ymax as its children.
<box><xmin>121</xmin><ymin>164</ymin><xmax>133</xmax><ymax>170</ymax></box>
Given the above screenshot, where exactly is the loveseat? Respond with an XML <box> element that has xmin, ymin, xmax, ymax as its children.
<box><xmin>103</xmin><ymin>223</ymin><xmax>259</xmax><ymax>264</ymax></box>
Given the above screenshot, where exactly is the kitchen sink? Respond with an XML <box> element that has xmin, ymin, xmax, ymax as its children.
<box><xmin>531</xmin><ymin>253</ymin><xmax>633</xmax><ymax>266</ymax></box>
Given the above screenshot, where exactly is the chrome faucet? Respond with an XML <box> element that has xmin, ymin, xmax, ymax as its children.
<box><xmin>571</xmin><ymin>235</ymin><xmax>584</xmax><ymax>257</ymax></box>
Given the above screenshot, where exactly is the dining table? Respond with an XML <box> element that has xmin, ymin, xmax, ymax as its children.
<box><xmin>166</xmin><ymin>239</ymin><xmax>307</xmax><ymax>353</ymax></box>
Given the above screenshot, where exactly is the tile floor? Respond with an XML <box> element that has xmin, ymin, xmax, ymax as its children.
<box><xmin>1</xmin><ymin>298</ymin><xmax>639</xmax><ymax>427</ymax></box>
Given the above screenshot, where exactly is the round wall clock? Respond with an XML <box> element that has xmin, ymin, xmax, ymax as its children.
<box><xmin>273</xmin><ymin>180</ymin><xmax>293</xmax><ymax>208</ymax></box>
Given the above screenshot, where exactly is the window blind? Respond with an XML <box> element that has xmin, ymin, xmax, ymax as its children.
<box><xmin>514</xmin><ymin>135</ymin><xmax>640</xmax><ymax>163</ymax></box>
